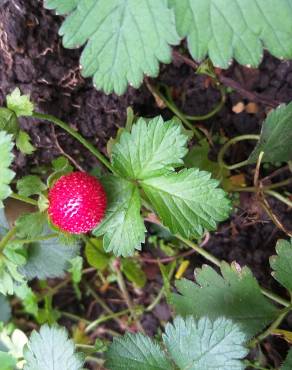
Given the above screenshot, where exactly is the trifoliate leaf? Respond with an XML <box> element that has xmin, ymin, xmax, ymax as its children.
<box><xmin>170</xmin><ymin>0</ymin><xmax>292</xmax><ymax>68</ymax></box>
<box><xmin>281</xmin><ymin>349</ymin><xmax>292</xmax><ymax>370</ymax></box>
<box><xmin>106</xmin><ymin>332</ymin><xmax>173</xmax><ymax>370</ymax></box>
<box><xmin>112</xmin><ymin>116</ymin><xmax>188</xmax><ymax>180</ymax></box>
<box><xmin>171</xmin><ymin>262</ymin><xmax>278</xmax><ymax>338</ymax></box>
<box><xmin>121</xmin><ymin>258</ymin><xmax>146</xmax><ymax>288</ymax></box>
<box><xmin>0</xmin><ymin>108</ymin><xmax>18</xmax><ymax>136</ymax></box>
<box><xmin>15</xmin><ymin>212</ymin><xmax>47</xmax><ymax>239</ymax></box>
<box><xmin>248</xmin><ymin>103</ymin><xmax>292</xmax><ymax>163</ymax></box>
<box><xmin>19</xmin><ymin>236</ymin><xmax>79</xmax><ymax>280</ymax></box>
<box><xmin>0</xmin><ymin>352</ymin><xmax>16</xmax><ymax>370</ymax></box>
<box><xmin>45</xmin><ymin>0</ymin><xmax>78</xmax><ymax>14</ymax></box>
<box><xmin>93</xmin><ymin>176</ymin><xmax>146</xmax><ymax>257</ymax></box>
<box><xmin>85</xmin><ymin>238</ymin><xmax>110</xmax><ymax>270</ymax></box>
<box><xmin>6</xmin><ymin>88</ymin><xmax>33</xmax><ymax>117</ymax></box>
<box><xmin>0</xmin><ymin>132</ymin><xmax>15</xmax><ymax>208</ymax></box>
<box><xmin>15</xmin><ymin>131</ymin><xmax>35</xmax><ymax>155</ymax></box>
<box><xmin>141</xmin><ymin>169</ymin><xmax>231</xmax><ymax>238</ymax></box>
<box><xmin>17</xmin><ymin>176</ymin><xmax>47</xmax><ymax>197</ymax></box>
<box><xmin>0</xmin><ymin>294</ymin><xmax>11</xmax><ymax>323</ymax></box>
<box><xmin>163</xmin><ymin>316</ymin><xmax>248</xmax><ymax>370</ymax></box>
<box><xmin>45</xmin><ymin>0</ymin><xmax>180</xmax><ymax>94</ymax></box>
<box><xmin>23</xmin><ymin>325</ymin><xmax>84</xmax><ymax>370</ymax></box>
<box><xmin>270</xmin><ymin>239</ymin><xmax>292</xmax><ymax>292</ymax></box>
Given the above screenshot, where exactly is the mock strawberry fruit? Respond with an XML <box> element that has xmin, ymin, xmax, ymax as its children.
<box><xmin>48</xmin><ymin>171</ymin><xmax>107</xmax><ymax>234</ymax></box>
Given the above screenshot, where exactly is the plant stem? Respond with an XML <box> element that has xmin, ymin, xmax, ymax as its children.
<box><xmin>60</xmin><ymin>311</ymin><xmax>90</xmax><ymax>324</ymax></box>
<box><xmin>32</xmin><ymin>112</ymin><xmax>115</xmax><ymax>173</ymax></box>
<box><xmin>13</xmin><ymin>233</ymin><xmax>59</xmax><ymax>244</ymax></box>
<box><xmin>85</xmin><ymin>308</ymin><xmax>131</xmax><ymax>333</ymax></box>
<box><xmin>0</xmin><ymin>226</ymin><xmax>17</xmax><ymax>252</ymax></box>
<box><xmin>218</xmin><ymin>134</ymin><xmax>260</xmax><ymax>170</ymax></box>
<box><xmin>9</xmin><ymin>193</ymin><xmax>38</xmax><ymax>206</ymax></box>
<box><xmin>232</xmin><ymin>178</ymin><xmax>292</xmax><ymax>193</ymax></box>
<box><xmin>265</xmin><ymin>190</ymin><xmax>292</xmax><ymax>208</ymax></box>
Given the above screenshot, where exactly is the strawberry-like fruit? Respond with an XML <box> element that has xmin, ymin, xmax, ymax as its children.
<box><xmin>48</xmin><ymin>172</ymin><xmax>107</xmax><ymax>234</ymax></box>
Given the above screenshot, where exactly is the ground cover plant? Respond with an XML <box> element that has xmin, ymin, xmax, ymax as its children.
<box><xmin>0</xmin><ymin>0</ymin><xmax>292</xmax><ymax>369</ymax></box>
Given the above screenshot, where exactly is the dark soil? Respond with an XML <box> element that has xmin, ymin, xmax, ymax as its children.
<box><xmin>1</xmin><ymin>1</ymin><xmax>292</xmax><ymax>369</ymax></box>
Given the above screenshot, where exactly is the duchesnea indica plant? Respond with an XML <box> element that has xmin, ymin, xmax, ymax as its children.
<box><xmin>0</xmin><ymin>0</ymin><xmax>292</xmax><ymax>369</ymax></box>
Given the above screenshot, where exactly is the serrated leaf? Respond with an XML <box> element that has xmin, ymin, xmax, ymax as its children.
<box><xmin>45</xmin><ymin>0</ymin><xmax>78</xmax><ymax>14</ymax></box>
<box><xmin>281</xmin><ymin>349</ymin><xmax>292</xmax><ymax>370</ymax></box>
<box><xmin>15</xmin><ymin>212</ymin><xmax>47</xmax><ymax>239</ymax></box>
<box><xmin>6</xmin><ymin>88</ymin><xmax>33</xmax><ymax>117</ymax></box>
<box><xmin>170</xmin><ymin>0</ymin><xmax>292</xmax><ymax>68</ymax></box>
<box><xmin>270</xmin><ymin>239</ymin><xmax>292</xmax><ymax>292</ymax></box>
<box><xmin>24</xmin><ymin>325</ymin><xmax>84</xmax><ymax>370</ymax></box>
<box><xmin>0</xmin><ymin>108</ymin><xmax>18</xmax><ymax>136</ymax></box>
<box><xmin>17</xmin><ymin>176</ymin><xmax>47</xmax><ymax>197</ymax></box>
<box><xmin>112</xmin><ymin>116</ymin><xmax>188</xmax><ymax>180</ymax></box>
<box><xmin>85</xmin><ymin>238</ymin><xmax>110</xmax><ymax>270</ymax></box>
<box><xmin>14</xmin><ymin>283</ymin><xmax>38</xmax><ymax>317</ymax></box>
<box><xmin>0</xmin><ymin>258</ymin><xmax>25</xmax><ymax>296</ymax></box>
<box><xmin>15</xmin><ymin>130</ymin><xmax>35</xmax><ymax>155</ymax></box>
<box><xmin>93</xmin><ymin>176</ymin><xmax>146</xmax><ymax>257</ymax></box>
<box><xmin>0</xmin><ymin>131</ymin><xmax>15</xmax><ymax>208</ymax></box>
<box><xmin>19</xmin><ymin>236</ymin><xmax>79</xmax><ymax>280</ymax></box>
<box><xmin>141</xmin><ymin>168</ymin><xmax>231</xmax><ymax>238</ymax></box>
<box><xmin>121</xmin><ymin>258</ymin><xmax>146</xmax><ymax>288</ymax></box>
<box><xmin>45</xmin><ymin>0</ymin><xmax>180</xmax><ymax>94</ymax></box>
<box><xmin>248</xmin><ymin>103</ymin><xmax>292</xmax><ymax>163</ymax></box>
<box><xmin>106</xmin><ymin>332</ymin><xmax>173</xmax><ymax>370</ymax></box>
<box><xmin>171</xmin><ymin>262</ymin><xmax>278</xmax><ymax>338</ymax></box>
<box><xmin>163</xmin><ymin>316</ymin><xmax>248</xmax><ymax>370</ymax></box>
<box><xmin>0</xmin><ymin>294</ymin><xmax>11</xmax><ymax>323</ymax></box>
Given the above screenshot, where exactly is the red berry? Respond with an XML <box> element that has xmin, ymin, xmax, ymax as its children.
<box><xmin>48</xmin><ymin>172</ymin><xmax>107</xmax><ymax>234</ymax></box>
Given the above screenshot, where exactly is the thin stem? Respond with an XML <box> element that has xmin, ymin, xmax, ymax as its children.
<box><xmin>32</xmin><ymin>112</ymin><xmax>115</xmax><ymax>173</ymax></box>
<box><xmin>0</xmin><ymin>226</ymin><xmax>17</xmax><ymax>252</ymax></box>
<box><xmin>218</xmin><ymin>134</ymin><xmax>260</xmax><ymax>170</ymax></box>
<box><xmin>232</xmin><ymin>178</ymin><xmax>292</xmax><ymax>193</ymax></box>
<box><xmin>9</xmin><ymin>193</ymin><xmax>38</xmax><ymax>206</ymax></box>
<box><xmin>60</xmin><ymin>311</ymin><xmax>90</xmax><ymax>324</ymax></box>
<box><xmin>265</xmin><ymin>190</ymin><xmax>292</xmax><ymax>208</ymax></box>
<box><xmin>13</xmin><ymin>233</ymin><xmax>58</xmax><ymax>245</ymax></box>
<box><xmin>85</xmin><ymin>308</ymin><xmax>132</xmax><ymax>333</ymax></box>
<box><xmin>84</xmin><ymin>282</ymin><xmax>116</xmax><ymax>317</ymax></box>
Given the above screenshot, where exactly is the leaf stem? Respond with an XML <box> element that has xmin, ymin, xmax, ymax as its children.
<box><xmin>9</xmin><ymin>192</ymin><xmax>38</xmax><ymax>206</ymax></box>
<box><xmin>85</xmin><ymin>308</ymin><xmax>132</xmax><ymax>333</ymax></box>
<box><xmin>265</xmin><ymin>190</ymin><xmax>292</xmax><ymax>208</ymax></box>
<box><xmin>32</xmin><ymin>112</ymin><xmax>115</xmax><ymax>173</ymax></box>
<box><xmin>231</xmin><ymin>178</ymin><xmax>292</xmax><ymax>193</ymax></box>
<box><xmin>218</xmin><ymin>134</ymin><xmax>260</xmax><ymax>170</ymax></box>
<box><xmin>0</xmin><ymin>226</ymin><xmax>17</xmax><ymax>252</ymax></box>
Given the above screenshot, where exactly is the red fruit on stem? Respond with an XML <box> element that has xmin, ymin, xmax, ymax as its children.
<box><xmin>48</xmin><ymin>172</ymin><xmax>107</xmax><ymax>234</ymax></box>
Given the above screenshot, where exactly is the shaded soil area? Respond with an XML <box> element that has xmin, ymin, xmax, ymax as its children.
<box><xmin>1</xmin><ymin>1</ymin><xmax>292</xmax><ymax>368</ymax></box>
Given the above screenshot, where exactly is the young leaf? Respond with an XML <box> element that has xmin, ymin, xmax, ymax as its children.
<box><xmin>45</xmin><ymin>0</ymin><xmax>180</xmax><ymax>94</ymax></box>
<box><xmin>270</xmin><ymin>239</ymin><xmax>292</xmax><ymax>292</ymax></box>
<box><xmin>14</xmin><ymin>283</ymin><xmax>38</xmax><ymax>317</ymax></box>
<box><xmin>248</xmin><ymin>103</ymin><xmax>292</xmax><ymax>163</ymax></box>
<box><xmin>93</xmin><ymin>176</ymin><xmax>146</xmax><ymax>257</ymax></box>
<box><xmin>6</xmin><ymin>88</ymin><xmax>33</xmax><ymax>117</ymax></box>
<box><xmin>141</xmin><ymin>169</ymin><xmax>231</xmax><ymax>238</ymax></box>
<box><xmin>0</xmin><ymin>132</ymin><xmax>15</xmax><ymax>208</ymax></box>
<box><xmin>105</xmin><ymin>332</ymin><xmax>173</xmax><ymax>370</ymax></box>
<box><xmin>17</xmin><ymin>176</ymin><xmax>47</xmax><ymax>197</ymax></box>
<box><xmin>170</xmin><ymin>0</ymin><xmax>292</xmax><ymax>68</ymax></box>
<box><xmin>85</xmin><ymin>238</ymin><xmax>110</xmax><ymax>270</ymax></box>
<box><xmin>68</xmin><ymin>256</ymin><xmax>83</xmax><ymax>284</ymax></box>
<box><xmin>15</xmin><ymin>212</ymin><xmax>47</xmax><ymax>239</ymax></box>
<box><xmin>121</xmin><ymin>258</ymin><xmax>146</xmax><ymax>288</ymax></box>
<box><xmin>112</xmin><ymin>116</ymin><xmax>188</xmax><ymax>180</ymax></box>
<box><xmin>19</xmin><ymin>236</ymin><xmax>79</xmax><ymax>280</ymax></box>
<box><xmin>23</xmin><ymin>325</ymin><xmax>84</xmax><ymax>370</ymax></box>
<box><xmin>0</xmin><ymin>294</ymin><xmax>11</xmax><ymax>323</ymax></box>
<box><xmin>281</xmin><ymin>349</ymin><xmax>292</xmax><ymax>370</ymax></box>
<box><xmin>163</xmin><ymin>316</ymin><xmax>248</xmax><ymax>370</ymax></box>
<box><xmin>0</xmin><ymin>108</ymin><xmax>18</xmax><ymax>136</ymax></box>
<box><xmin>15</xmin><ymin>131</ymin><xmax>35</xmax><ymax>155</ymax></box>
<box><xmin>171</xmin><ymin>262</ymin><xmax>278</xmax><ymax>337</ymax></box>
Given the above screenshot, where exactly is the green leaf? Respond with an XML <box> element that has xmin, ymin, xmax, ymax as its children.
<box><xmin>15</xmin><ymin>212</ymin><xmax>47</xmax><ymax>239</ymax></box>
<box><xmin>112</xmin><ymin>116</ymin><xmax>188</xmax><ymax>180</ymax></box>
<box><xmin>171</xmin><ymin>262</ymin><xmax>278</xmax><ymax>338</ymax></box>
<box><xmin>45</xmin><ymin>0</ymin><xmax>180</xmax><ymax>94</ymax></box>
<box><xmin>121</xmin><ymin>258</ymin><xmax>146</xmax><ymax>288</ymax></box>
<box><xmin>248</xmin><ymin>103</ymin><xmax>292</xmax><ymax>163</ymax></box>
<box><xmin>0</xmin><ymin>294</ymin><xmax>11</xmax><ymax>323</ymax></box>
<box><xmin>270</xmin><ymin>239</ymin><xmax>292</xmax><ymax>292</ymax></box>
<box><xmin>19</xmin><ymin>236</ymin><xmax>79</xmax><ymax>280</ymax></box>
<box><xmin>24</xmin><ymin>325</ymin><xmax>84</xmax><ymax>370</ymax></box>
<box><xmin>0</xmin><ymin>209</ymin><xmax>9</xmax><ymax>236</ymax></box>
<box><xmin>4</xmin><ymin>241</ymin><xmax>27</xmax><ymax>266</ymax></box>
<box><xmin>0</xmin><ymin>352</ymin><xmax>16</xmax><ymax>370</ymax></box>
<box><xmin>0</xmin><ymin>131</ymin><xmax>15</xmax><ymax>208</ymax></box>
<box><xmin>14</xmin><ymin>283</ymin><xmax>38</xmax><ymax>317</ymax></box>
<box><xmin>45</xmin><ymin>0</ymin><xmax>78</xmax><ymax>14</ymax></box>
<box><xmin>68</xmin><ymin>256</ymin><xmax>83</xmax><ymax>284</ymax></box>
<box><xmin>0</xmin><ymin>258</ymin><xmax>25</xmax><ymax>296</ymax></box>
<box><xmin>106</xmin><ymin>332</ymin><xmax>173</xmax><ymax>370</ymax></box>
<box><xmin>48</xmin><ymin>157</ymin><xmax>73</xmax><ymax>187</ymax></box>
<box><xmin>17</xmin><ymin>176</ymin><xmax>47</xmax><ymax>197</ymax></box>
<box><xmin>6</xmin><ymin>88</ymin><xmax>33</xmax><ymax>117</ymax></box>
<box><xmin>15</xmin><ymin>130</ymin><xmax>35</xmax><ymax>155</ymax></box>
<box><xmin>163</xmin><ymin>316</ymin><xmax>248</xmax><ymax>370</ymax></box>
<box><xmin>0</xmin><ymin>108</ymin><xmax>18</xmax><ymax>136</ymax></box>
<box><xmin>170</xmin><ymin>0</ymin><xmax>292</xmax><ymax>68</ymax></box>
<box><xmin>141</xmin><ymin>169</ymin><xmax>231</xmax><ymax>238</ymax></box>
<box><xmin>85</xmin><ymin>238</ymin><xmax>110</xmax><ymax>270</ymax></box>
<box><xmin>93</xmin><ymin>176</ymin><xmax>145</xmax><ymax>257</ymax></box>
<box><xmin>281</xmin><ymin>349</ymin><xmax>292</xmax><ymax>370</ymax></box>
